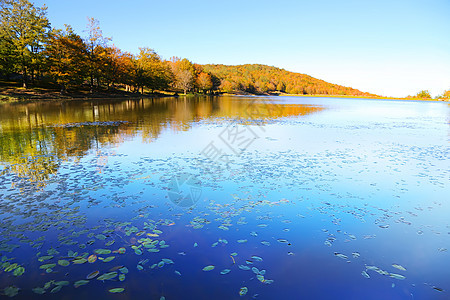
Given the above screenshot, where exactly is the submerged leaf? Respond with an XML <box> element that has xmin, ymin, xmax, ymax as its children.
<box><xmin>74</xmin><ymin>280</ymin><xmax>89</xmax><ymax>288</ymax></box>
<box><xmin>32</xmin><ymin>287</ymin><xmax>46</xmax><ymax>294</ymax></box>
<box><xmin>220</xmin><ymin>269</ymin><xmax>231</xmax><ymax>275</ymax></box>
<box><xmin>4</xmin><ymin>286</ymin><xmax>20</xmax><ymax>297</ymax></box>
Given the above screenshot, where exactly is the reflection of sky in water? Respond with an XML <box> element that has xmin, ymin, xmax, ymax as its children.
<box><xmin>0</xmin><ymin>96</ymin><xmax>449</xmax><ymax>299</ymax></box>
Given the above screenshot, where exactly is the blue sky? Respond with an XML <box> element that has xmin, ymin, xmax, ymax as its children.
<box><xmin>34</xmin><ymin>0</ymin><xmax>450</xmax><ymax>97</ymax></box>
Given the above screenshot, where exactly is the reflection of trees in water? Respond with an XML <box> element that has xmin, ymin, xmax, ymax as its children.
<box><xmin>0</xmin><ymin>96</ymin><xmax>325</xmax><ymax>188</ymax></box>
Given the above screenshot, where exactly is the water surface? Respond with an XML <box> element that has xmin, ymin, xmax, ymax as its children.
<box><xmin>0</xmin><ymin>96</ymin><xmax>448</xmax><ymax>299</ymax></box>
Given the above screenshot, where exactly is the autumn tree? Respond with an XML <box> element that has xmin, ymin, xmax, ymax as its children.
<box><xmin>415</xmin><ymin>90</ymin><xmax>431</xmax><ymax>99</ymax></box>
<box><xmin>0</xmin><ymin>0</ymin><xmax>50</xmax><ymax>87</ymax></box>
<box><xmin>196</xmin><ymin>72</ymin><xmax>213</xmax><ymax>93</ymax></box>
<box><xmin>170</xmin><ymin>57</ymin><xmax>194</xmax><ymax>94</ymax></box>
<box><xmin>44</xmin><ymin>25</ymin><xmax>87</xmax><ymax>93</ymax></box>
<box><xmin>98</xmin><ymin>46</ymin><xmax>139</xmax><ymax>90</ymax></box>
<box><xmin>439</xmin><ymin>89</ymin><xmax>450</xmax><ymax>99</ymax></box>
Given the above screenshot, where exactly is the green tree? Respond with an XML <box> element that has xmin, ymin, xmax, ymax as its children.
<box><xmin>0</xmin><ymin>28</ymin><xmax>17</xmax><ymax>78</ymax></box>
<box><xmin>0</xmin><ymin>0</ymin><xmax>50</xmax><ymax>87</ymax></box>
<box><xmin>132</xmin><ymin>47</ymin><xmax>172</xmax><ymax>93</ymax></box>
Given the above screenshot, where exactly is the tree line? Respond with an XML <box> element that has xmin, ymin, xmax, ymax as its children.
<box><xmin>0</xmin><ymin>0</ymin><xmax>218</xmax><ymax>95</ymax></box>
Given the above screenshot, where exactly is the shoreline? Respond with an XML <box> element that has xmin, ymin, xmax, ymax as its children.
<box><xmin>1</xmin><ymin>89</ymin><xmax>448</xmax><ymax>104</ymax></box>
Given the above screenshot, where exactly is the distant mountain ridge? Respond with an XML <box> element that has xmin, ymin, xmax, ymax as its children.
<box><xmin>202</xmin><ymin>64</ymin><xmax>377</xmax><ymax>97</ymax></box>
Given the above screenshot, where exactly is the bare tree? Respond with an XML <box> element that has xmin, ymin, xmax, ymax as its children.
<box><xmin>176</xmin><ymin>70</ymin><xmax>194</xmax><ymax>94</ymax></box>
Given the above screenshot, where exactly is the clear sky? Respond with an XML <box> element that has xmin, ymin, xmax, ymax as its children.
<box><xmin>33</xmin><ymin>0</ymin><xmax>450</xmax><ymax>97</ymax></box>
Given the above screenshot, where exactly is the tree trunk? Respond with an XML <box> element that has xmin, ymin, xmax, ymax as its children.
<box><xmin>22</xmin><ymin>67</ymin><xmax>28</xmax><ymax>89</ymax></box>
<box><xmin>90</xmin><ymin>72</ymin><xmax>94</xmax><ymax>93</ymax></box>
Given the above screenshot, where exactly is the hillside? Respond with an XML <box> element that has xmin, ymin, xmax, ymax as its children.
<box><xmin>202</xmin><ymin>64</ymin><xmax>377</xmax><ymax>97</ymax></box>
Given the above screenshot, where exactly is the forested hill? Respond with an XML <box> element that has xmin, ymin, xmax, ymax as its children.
<box><xmin>202</xmin><ymin>64</ymin><xmax>377</xmax><ymax>96</ymax></box>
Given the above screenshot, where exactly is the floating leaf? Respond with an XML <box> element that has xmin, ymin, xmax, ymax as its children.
<box><xmin>40</xmin><ymin>263</ymin><xmax>56</xmax><ymax>270</ymax></box>
<box><xmin>95</xmin><ymin>234</ymin><xmax>107</xmax><ymax>240</ymax></box>
<box><xmin>390</xmin><ymin>273</ymin><xmax>406</xmax><ymax>280</ymax></box>
<box><xmin>50</xmin><ymin>285</ymin><xmax>62</xmax><ymax>293</ymax></box>
<box><xmin>239</xmin><ymin>287</ymin><xmax>248</xmax><ymax>296</ymax></box>
<box><xmin>119</xmin><ymin>267</ymin><xmax>129</xmax><ymax>274</ymax></box>
<box><xmin>220</xmin><ymin>269</ymin><xmax>231</xmax><ymax>275</ymax></box>
<box><xmin>119</xmin><ymin>274</ymin><xmax>125</xmax><ymax>281</ymax></box>
<box><xmin>334</xmin><ymin>252</ymin><xmax>348</xmax><ymax>260</ymax></box>
<box><xmin>202</xmin><ymin>265</ymin><xmax>215</xmax><ymax>271</ymax></box>
<box><xmin>97</xmin><ymin>271</ymin><xmax>118</xmax><ymax>281</ymax></box>
<box><xmin>392</xmin><ymin>264</ymin><xmax>406</xmax><ymax>271</ymax></box>
<box><xmin>38</xmin><ymin>255</ymin><xmax>53</xmax><ymax>262</ymax></box>
<box><xmin>88</xmin><ymin>255</ymin><xmax>97</xmax><ymax>263</ymax></box>
<box><xmin>94</xmin><ymin>249</ymin><xmax>111</xmax><ymax>255</ymax></box>
<box><xmin>13</xmin><ymin>266</ymin><xmax>25</xmax><ymax>276</ymax></box>
<box><xmin>4</xmin><ymin>263</ymin><xmax>18</xmax><ymax>272</ymax></box>
<box><xmin>58</xmin><ymin>260</ymin><xmax>70</xmax><ymax>267</ymax></box>
<box><xmin>251</xmin><ymin>256</ymin><xmax>263</xmax><ymax>262</ymax></box>
<box><xmin>102</xmin><ymin>256</ymin><xmax>115</xmax><ymax>263</ymax></box>
<box><xmin>162</xmin><ymin>258</ymin><xmax>174</xmax><ymax>264</ymax></box>
<box><xmin>86</xmin><ymin>270</ymin><xmax>100</xmax><ymax>279</ymax></box>
<box><xmin>73</xmin><ymin>258</ymin><xmax>87</xmax><ymax>264</ymax></box>
<box><xmin>109</xmin><ymin>288</ymin><xmax>124</xmax><ymax>293</ymax></box>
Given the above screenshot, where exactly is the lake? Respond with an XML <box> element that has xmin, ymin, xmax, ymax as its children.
<box><xmin>0</xmin><ymin>96</ymin><xmax>448</xmax><ymax>299</ymax></box>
